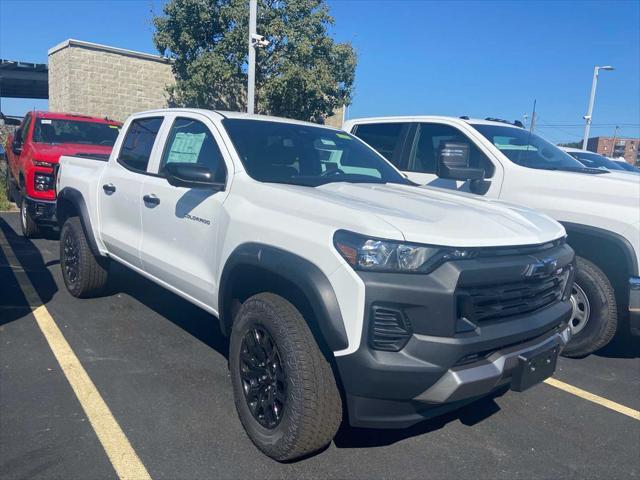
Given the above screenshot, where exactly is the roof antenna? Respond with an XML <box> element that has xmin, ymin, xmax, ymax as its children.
<box><xmin>529</xmin><ymin>99</ymin><xmax>537</xmax><ymax>134</ymax></box>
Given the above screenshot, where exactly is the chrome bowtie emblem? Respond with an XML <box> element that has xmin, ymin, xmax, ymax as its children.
<box><xmin>523</xmin><ymin>257</ymin><xmax>558</xmax><ymax>277</ymax></box>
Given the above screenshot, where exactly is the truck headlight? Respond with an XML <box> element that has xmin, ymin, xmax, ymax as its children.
<box><xmin>333</xmin><ymin>230</ymin><xmax>473</xmax><ymax>273</ymax></box>
<box><xmin>34</xmin><ymin>174</ymin><xmax>54</xmax><ymax>191</ymax></box>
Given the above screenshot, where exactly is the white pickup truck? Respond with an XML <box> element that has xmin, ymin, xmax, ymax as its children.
<box><xmin>57</xmin><ymin>109</ymin><xmax>574</xmax><ymax>461</ymax></box>
<box><xmin>344</xmin><ymin>116</ymin><xmax>640</xmax><ymax>357</ymax></box>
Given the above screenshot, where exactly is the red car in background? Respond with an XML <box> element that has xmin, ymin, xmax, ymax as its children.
<box><xmin>5</xmin><ymin>111</ymin><xmax>121</xmax><ymax>237</ymax></box>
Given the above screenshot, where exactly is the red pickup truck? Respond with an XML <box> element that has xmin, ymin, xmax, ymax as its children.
<box><xmin>5</xmin><ymin>111</ymin><xmax>121</xmax><ymax>237</ymax></box>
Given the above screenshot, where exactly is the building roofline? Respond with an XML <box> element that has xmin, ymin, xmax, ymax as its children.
<box><xmin>589</xmin><ymin>136</ymin><xmax>639</xmax><ymax>142</ymax></box>
<box><xmin>48</xmin><ymin>39</ymin><xmax>171</xmax><ymax>63</ymax></box>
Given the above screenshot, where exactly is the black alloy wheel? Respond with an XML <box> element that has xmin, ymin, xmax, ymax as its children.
<box><xmin>62</xmin><ymin>227</ymin><xmax>80</xmax><ymax>286</ymax></box>
<box><xmin>239</xmin><ymin>325</ymin><xmax>287</xmax><ymax>429</ymax></box>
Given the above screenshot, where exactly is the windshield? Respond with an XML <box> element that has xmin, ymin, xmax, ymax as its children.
<box><xmin>616</xmin><ymin>161</ymin><xmax>640</xmax><ymax>172</ymax></box>
<box><xmin>223</xmin><ymin>119</ymin><xmax>410</xmax><ymax>187</ymax></box>
<box><xmin>567</xmin><ymin>151</ymin><xmax>624</xmax><ymax>170</ymax></box>
<box><xmin>33</xmin><ymin>118</ymin><xmax>121</xmax><ymax>146</ymax></box>
<box><xmin>472</xmin><ymin>124</ymin><xmax>603</xmax><ymax>173</ymax></box>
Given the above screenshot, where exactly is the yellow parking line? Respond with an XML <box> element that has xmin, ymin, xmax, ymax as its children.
<box><xmin>545</xmin><ymin>377</ymin><xmax>640</xmax><ymax>421</ymax></box>
<box><xmin>0</xmin><ymin>230</ymin><xmax>152</xmax><ymax>480</ymax></box>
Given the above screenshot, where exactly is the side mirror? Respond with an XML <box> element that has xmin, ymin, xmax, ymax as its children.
<box><xmin>436</xmin><ymin>142</ymin><xmax>484</xmax><ymax>181</ymax></box>
<box><xmin>12</xmin><ymin>131</ymin><xmax>23</xmax><ymax>155</ymax></box>
<box><xmin>163</xmin><ymin>163</ymin><xmax>225</xmax><ymax>190</ymax></box>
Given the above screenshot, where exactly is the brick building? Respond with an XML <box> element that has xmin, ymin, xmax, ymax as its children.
<box><xmin>48</xmin><ymin>39</ymin><xmax>176</xmax><ymax>122</ymax></box>
<box><xmin>586</xmin><ymin>136</ymin><xmax>639</xmax><ymax>166</ymax></box>
<box><xmin>46</xmin><ymin>38</ymin><xmax>343</xmax><ymax>127</ymax></box>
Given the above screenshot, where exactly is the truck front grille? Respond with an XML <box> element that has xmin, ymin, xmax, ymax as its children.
<box><xmin>458</xmin><ymin>269</ymin><xmax>569</xmax><ymax>324</ymax></box>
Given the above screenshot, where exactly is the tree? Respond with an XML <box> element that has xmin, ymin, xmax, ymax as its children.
<box><xmin>153</xmin><ymin>0</ymin><xmax>356</xmax><ymax>123</ymax></box>
<box><xmin>557</xmin><ymin>141</ymin><xmax>583</xmax><ymax>148</ymax></box>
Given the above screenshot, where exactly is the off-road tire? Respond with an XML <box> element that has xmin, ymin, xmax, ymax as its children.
<box><xmin>20</xmin><ymin>196</ymin><xmax>40</xmax><ymax>238</ymax></box>
<box><xmin>229</xmin><ymin>292</ymin><xmax>342</xmax><ymax>462</ymax></box>
<box><xmin>562</xmin><ymin>256</ymin><xmax>617</xmax><ymax>358</ymax></box>
<box><xmin>60</xmin><ymin>216</ymin><xmax>109</xmax><ymax>298</ymax></box>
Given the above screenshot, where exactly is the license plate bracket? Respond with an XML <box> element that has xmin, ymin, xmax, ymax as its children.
<box><xmin>511</xmin><ymin>343</ymin><xmax>560</xmax><ymax>392</ymax></box>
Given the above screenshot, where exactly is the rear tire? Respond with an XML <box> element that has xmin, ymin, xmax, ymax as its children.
<box><xmin>229</xmin><ymin>292</ymin><xmax>342</xmax><ymax>461</ymax></box>
<box><xmin>20</xmin><ymin>197</ymin><xmax>40</xmax><ymax>238</ymax></box>
<box><xmin>60</xmin><ymin>216</ymin><xmax>109</xmax><ymax>298</ymax></box>
<box><xmin>562</xmin><ymin>256</ymin><xmax>617</xmax><ymax>358</ymax></box>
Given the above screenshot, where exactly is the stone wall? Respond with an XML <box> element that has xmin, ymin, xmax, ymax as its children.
<box><xmin>48</xmin><ymin>40</ymin><xmax>175</xmax><ymax>122</ymax></box>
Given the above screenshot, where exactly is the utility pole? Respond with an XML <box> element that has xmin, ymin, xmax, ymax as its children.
<box><xmin>246</xmin><ymin>0</ymin><xmax>268</xmax><ymax>114</ymax></box>
<box><xmin>609</xmin><ymin>125</ymin><xmax>619</xmax><ymax>158</ymax></box>
<box><xmin>247</xmin><ymin>0</ymin><xmax>257</xmax><ymax>114</ymax></box>
<box><xmin>582</xmin><ymin>65</ymin><xmax>614</xmax><ymax>149</ymax></box>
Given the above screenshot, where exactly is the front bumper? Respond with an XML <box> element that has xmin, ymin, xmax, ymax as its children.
<box><xmin>336</xmin><ymin>243</ymin><xmax>575</xmax><ymax>429</ymax></box>
<box><xmin>629</xmin><ymin>277</ymin><xmax>640</xmax><ymax>337</ymax></box>
<box><xmin>23</xmin><ymin>195</ymin><xmax>56</xmax><ymax>225</ymax></box>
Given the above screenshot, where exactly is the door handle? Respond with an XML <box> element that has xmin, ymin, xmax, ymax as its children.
<box><xmin>143</xmin><ymin>194</ymin><xmax>160</xmax><ymax>206</ymax></box>
<box><xmin>102</xmin><ymin>183</ymin><xmax>116</xmax><ymax>194</ymax></box>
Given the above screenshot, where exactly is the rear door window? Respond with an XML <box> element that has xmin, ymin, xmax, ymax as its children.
<box><xmin>118</xmin><ymin>117</ymin><xmax>163</xmax><ymax>172</ymax></box>
<box><xmin>352</xmin><ymin>123</ymin><xmax>409</xmax><ymax>167</ymax></box>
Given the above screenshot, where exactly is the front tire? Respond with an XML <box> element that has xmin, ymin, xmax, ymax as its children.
<box><xmin>20</xmin><ymin>197</ymin><xmax>40</xmax><ymax>238</ymax></box>
<box><xmin>60</xmin><ymin>216</ymin><xmax>109</xmax><ymax>298</ymax></box>
<box><xmin>229</xmin><ymin>293</ymin><xmax>342</xmax><ymax>462</ymax></box>
<box><xmin>562</xmin><ymin>256</ymin><xmax>617</xmax><ymax>358</ymax></box>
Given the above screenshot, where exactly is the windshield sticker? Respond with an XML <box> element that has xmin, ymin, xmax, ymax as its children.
<box><xmin>166</xmin><ymin>132</ymin><xmax>206</xmax><ymax>163</ymax></box>
<box><xmin>40</xmin><ymin>119</ymin><xmax>52</xmax><ymax>124</ymax></box>
<box><xmin>109</xmin><ymin>125</ymin><xmax>120</xmax><ymax>129</ymax></box>
<box><xmin>336</xmin><ymin>133</ymin><xmax>351</xmax><ymax>140</ymax></box>
<box><xmin>321</xmin><ymin>138</ymin><xmax>336</xmax><ymax>146</ymax></box>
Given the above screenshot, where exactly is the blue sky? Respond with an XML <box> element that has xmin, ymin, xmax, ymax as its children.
<box><xmin>1</xmin><ymin>0</ymin><xmax>638</xmax><ymax>143</ymax></box>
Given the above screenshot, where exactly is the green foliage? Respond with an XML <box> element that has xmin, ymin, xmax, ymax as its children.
<box><xmin>153</xmin><ymin>0</ymin><xmax>356</xmax><ymax>122</ymax></box>
<box><xmin>0</xmin><ymin>161</ymin><xmax>11</xmax><ymax>211</ymax></box>
<box><xmin>558</xmin><ymin>141</ymin><xmax>582</xmax><ymax>148</ymax></box>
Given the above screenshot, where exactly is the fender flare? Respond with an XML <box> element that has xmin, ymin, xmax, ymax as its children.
<box><xmin>219</xmin><ymin>243</ymin><xmax>349</xmax><ymax>352</ymax></box>
<box><xmin>561</xmin><ymin>221</ymin><xmax>638</xmax><ymax>276</ymax></box>
<box><xmin>56</xmin><ymin>187</ymin><xmax>101</xmax><ymax>256</ymax></box>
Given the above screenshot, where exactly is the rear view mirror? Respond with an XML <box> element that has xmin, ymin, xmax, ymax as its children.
<box><xmin>436</xmin><ymin>142</ymin><xmax>484</xmax><ymax>181</ymax></box>
<box><xmin>164</xmin><ymin>163</ymin><xmax>225</xmax><ymax>190</ymax></box>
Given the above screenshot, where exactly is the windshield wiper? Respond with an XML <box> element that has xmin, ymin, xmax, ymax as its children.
<box><xmin>554</xmin><ymin>166</ymin><xmax>609</xmax><ymax>174</ymax></box>
<box><xmin>524</xmin><ymin>165</ymin><xmax>608</xmax><ymax>174</ymax></box>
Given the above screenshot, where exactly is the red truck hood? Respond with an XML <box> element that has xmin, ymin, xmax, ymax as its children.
<box><xmin>31</xmin><ymin>143</ymin><xmax>113</xmax><ymax>163</ymax></box>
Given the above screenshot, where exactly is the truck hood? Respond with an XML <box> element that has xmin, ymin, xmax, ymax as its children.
<box><xmin>307</xmin><ymin>182</ymin><xmax>566</xmax><ymax>247</ymax></box>
<box><xmin>31</xmin><ymin>143</ymin><xmax>113</xmax><ymax>163</ymax></box>
<box><xmin>504</xmin><ymin>168</ymin><xmax>640</xmax><ymax>234</ymax></box>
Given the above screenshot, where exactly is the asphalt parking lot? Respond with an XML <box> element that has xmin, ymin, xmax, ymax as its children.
<box><xmin>0</xmin><ymin>210</ymin><xmax>638</xmax><ymax>480</ymax></box>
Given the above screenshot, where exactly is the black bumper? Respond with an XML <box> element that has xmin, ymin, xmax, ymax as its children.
<box><xmin>335</xmin><ymin>243</ymin><xmax>575</xmax><ymax>429</ymax></box>
<box><xmin>23</xmin><ymin>196</ymin><xmax>56</xmax><ymax>225</ymax></box>
<box><xmin>629</xmin><ymin>277</ymin><xmax>640</xmax><ymax>337</ymax></box>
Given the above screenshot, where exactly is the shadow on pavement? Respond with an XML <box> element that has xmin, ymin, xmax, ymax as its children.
<box><xmin>594</xmin><ymin>332</ymin><xmax>640</xmax><ymax>359</ymax></box>
<box><xmin>334</xmin><ymin>387</ymin><xmax>507</xmax><ymax>449</ymax></box>
<box><xmin>106</xmin><ymin>262</ymin><xmax>229</xmax><ymax>358</ymax></box>
<box><xmin>0</xmin><ymin>217</ymin><xmax>58</xmax><ymax>326</ymax></box>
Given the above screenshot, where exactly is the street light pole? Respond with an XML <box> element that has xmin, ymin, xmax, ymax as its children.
<box><xmin>247</xmin><ymin>0</ymin><xmax>257</xmax><ymax>114</ymax></box>
<box><xmin>582</xmin><ymin>65</ymin><xmax>614</xmax><ymax>150</ymax></box>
